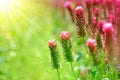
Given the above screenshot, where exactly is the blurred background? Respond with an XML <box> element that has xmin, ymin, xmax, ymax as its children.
<box><xmin>0</xmin><ymin>0</ymin><xmax>83</xmax><ymax>80</ymax></box>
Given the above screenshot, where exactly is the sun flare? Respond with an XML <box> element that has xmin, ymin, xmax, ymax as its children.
<box><xmin>0</xmin><ymin>0</ymin><xmax>15</xmax><ymax>12</ymax></box>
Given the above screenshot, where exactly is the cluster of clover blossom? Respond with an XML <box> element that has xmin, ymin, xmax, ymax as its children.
<box><xmin>48</xmin><ymin>0</ymin><xmax>120</xmax><ymax>80</ymax></box>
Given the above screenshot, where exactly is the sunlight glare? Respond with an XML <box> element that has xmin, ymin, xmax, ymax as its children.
<box><xmin>0</xmin><ymin>0</ymin><xmax>15</xmax><ymax>12</ymax></box>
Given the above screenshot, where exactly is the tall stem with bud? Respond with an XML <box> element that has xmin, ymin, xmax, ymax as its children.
<box><xmin>60</xmin><ymin>31</ymin><xmax>77</xmax><ymax>80</ymax></box>
<box><xmin>48</xmin><ymin>40</ymin><xmax>61</xmax><ymax>80</ymax></box>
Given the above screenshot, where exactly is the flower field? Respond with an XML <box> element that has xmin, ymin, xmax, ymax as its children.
<box><xmin>1</xmin><ymin>0</ymin><xmax>120</xmax><ymax>80</ymax></box>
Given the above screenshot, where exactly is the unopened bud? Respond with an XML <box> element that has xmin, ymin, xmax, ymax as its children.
<box><xmin>48</xmin><ymin>40</ymin><xmax>57</xmax><ymax>49</ymax></box>
<box><xmin>86</xmin><ymin>38</ymin><xmax>97</xmax><ymax>53</ymax></box>
<box><xmin>60</xmin><ymin>31</ymin><xmax>70</xmax><ymax>41</ymax></box>
<box><xmin>104</xmin><ymin>58</ymin><xmax>109</xmax><ymax>64</ymax></box>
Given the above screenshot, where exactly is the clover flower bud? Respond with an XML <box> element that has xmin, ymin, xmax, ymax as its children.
<box><xmin>60</xmin><ymin>31</ymin><xmax>73</xmax><ymax>62</ymax></box>
<box><xmin>104</xmin><ymin>57</ymin><xmax>109</xmax><ymax>64</ymax></box>
<box><xmin>60</xmin><ymin>31</ymin><xmax>70</xmax><ymax>41</ymax></box>
<box><xmin>48</xmin><ymin>40</ymin><xmax>57</xmax><ymax>49</ymax></box>
<box><xmin>75</xmin><ymin>6</ymin><xmax>84</xmax><ymax>18</ymax></box>
<box><xmin>86</xmin><ymin>38</ymin><xmax>100</xmax><ymax>65</ymax></box>
<box><xmin>48</xmin><ymin>40</ymin><xmax>60</xmax><ymax>69</ymax></box>
<box><xmin>86</xmin><ymin>38</ymin><xmax>97</xmax><ymax>53</ymax></box>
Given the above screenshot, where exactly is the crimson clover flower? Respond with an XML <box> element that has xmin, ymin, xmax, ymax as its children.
<box><xmin>102</xmin><ymin>22</ymin><xmax>115</xmax><ymax>60</ymax></box>
<box><xmin>75</xmin><ymin>6</ymin><xmax>86</xmax><ymax>38</ymax></box>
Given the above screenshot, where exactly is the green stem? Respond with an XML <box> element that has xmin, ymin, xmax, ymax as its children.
<box><xmin>83</xmin><ymin>37</ymin><xmax>91</xmax><ymax>57</ymax></box>
<box><xmin>56</xmin><ymin>69</ymin><xmax>61</xmax><ymax>80</ymax></box>
<box><xmin>70</xmin><ymin>62</ymin><xmax>77</xmax><ymax>80</ymax></box>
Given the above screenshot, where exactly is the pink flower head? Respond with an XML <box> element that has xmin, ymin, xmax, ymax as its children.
<box><xmin>104</xmin><ymin>57</ymin><xmax>109</xmax><ymax>64</ymax></box>
<box><xmin>60</xmin><ymin>31</ymin><xmax>71</xmax><ymax>41</ymax></box>
<box><xmin>97</xmin><ymin>21</ymin><xmax>105</xmax><ymax>32</ymax></box>
<box><xmin>102</xmin><ymin>22</ymin><xmax>114</xmax><ymax>35</ymax></box>
<box><xmin>92</xmin><ymin>17</ymin><xmax>97</xmax><ymax>26</ymax></box>
<box><xmin>93</xmin><ymin>0</ymin><xmax>100</xmax><ymax>6</ymax></box>
<box><xmin>85</xmin><ymin>0</ymin><xmax>92</xmax><ymax>6</ymax></box>
<box><xmin>86</xmin><ymin>38</ymin><xmax>97</xmax><ymax>51</ymax></box>
<box><xmin>64</xmin><ymin>1</ymin><xmax>72</xmax><ymax>9</ymax></box>
<box><xmin>93</xmin><ymin>7</ymin><xmax>99</xmax><ymax>17</ymax></box>
<box><xmin>75</xmin><ymin>6</ymin><xmax>84</xmax><ymax>18</ymax></box>
<box><xmin>48</xmin><ymin>40</ymin><xmax>57</xmax><ymax>48</ymax></box>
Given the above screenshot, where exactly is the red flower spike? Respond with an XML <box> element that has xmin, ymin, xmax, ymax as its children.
<box><xmin>48</xmin><ymin>40</ymin><xmax>57</xmax><ymax>49</ymax></box>
<box><xmin>104</xmin><ymin>58</ymin><xmax>109</xmax><ymax>64</ymax></box>
<box><xmin>60</xmin><ymin>31</ymin><xmax>71</xmax><ymax>41</ymax></box>
<box><xmin>102</xmin><ymin>22</ymin><xmax>115</xmax><ymax>60</ymax></box>
<box><xmin>102</xmin><ymin>22</ymin><xmax>114</xmax><ymax>35</ymax></box>
<box><xmin>75</xmin><ymin>6</ymin><xmax>84</xmax><ymax>18</ymax></box>
<box><xmin>93</xmin><ymin>7</ymin><xmax>99</xmax><ymax>17</ymax></box>
<box><xmin>86</xmin><ymin>38</ymin><xmax>97</xmax><ymax>52</ymax></box>
<box><xmin>97</xmin><ymin>21</ymin><xmax>105</xmax><ymax>32</ymax></box>
<box><xmin>75</xmin><ymin>6</ymin><xmax>86</xmax><ymax>38</ymax></box>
